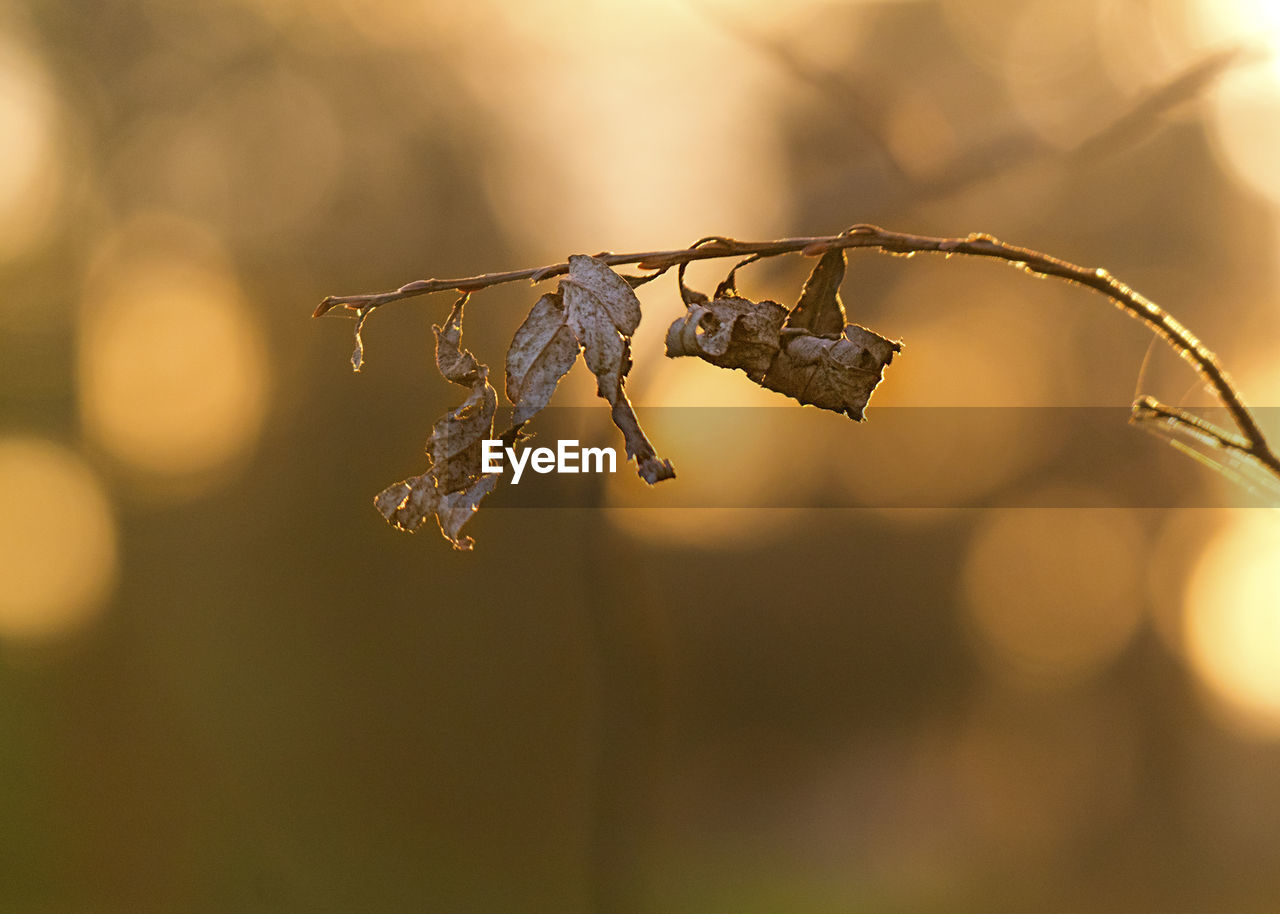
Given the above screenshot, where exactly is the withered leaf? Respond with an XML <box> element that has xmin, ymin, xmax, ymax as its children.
<box><xmin>786</xmin><ymin>248</ymin><xmax>848</xmax><ymax>337</ymax></box>
<box><xmin>434</xmin><ymin>298</ymin><xmax>485</xmax><ymax>383</ymax></box>
<box><xmin>374</xmin><ymin>294</ymin><xmax>499</xmax><ymax>550</ymax></box>
<box><xmin>506</xmin><ymin>291</ymin><xmax>580</xmax><ymax>426</ymax></box>
<box><xmin>761</xmin><ymin>324</ymin><xmax>901</xmax><ymax>421</ymax></box>
<box><xmin>318</xmin><ymin>301</ymin><xmax>375</xmax><ymax>371</ymax></box>
<box><xmin>564</xmin><ymin>253</ymin><xmax>642</xmax><ymax>336</ymax></box>
<box><xmin>666</xmin><ymin>269</ymin><xmax>899</xmax><ymax>422</ymax></box>
<box><xmin>664</xmin><ymin>297</ymin><xmax>787</xmax><ymax>382</ymax></box>
<box><xmin>434</xmin><ymin>474</ymin><xmax>501</xmax><ymax>551</ymax></box>
<box><xmin>601</xmin><ymin>338</ymin><xmax>675</xmax><ymax>484</ymax></box>
<box><xmin>561</xmin><ymin>254</ymin><xmax>675</xmax><ymax>483</ymax></box>
<box><xmin>351</xmin><ymin>307</ymin><xmax>372</xmax><ymax>371</ymax></box>
<box><xmin>427</xmin><ymin>377</ymin><xmax>496</xmax><ymax>493</ymax></box>
<box><xmin>374</xmin><ymin>472</ymin><xmax>435</xmax><ymax>533</ymax></box>
<box><xmin>564</xmin><ymin>265</ymin><xmax>631</xmax><ymax>402</ymax></box>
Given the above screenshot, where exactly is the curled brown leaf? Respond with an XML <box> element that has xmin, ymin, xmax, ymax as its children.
<box><xmin>561</xmin><ymin>254</ymin><xmax>675</xmax><ymax>483</ymax></box>
<box><xmin>666</xmin><ymin>250</ymin><xmax>899</xmax><ymax>420</ymax></box>
<box><xmin>375</xmin><ymin>294</ymin><xmax>500</xmax><ymax>550</ymax></box>
<box><xmin>664</xmin><ymin>297</ymin><xmax>787</xmax><ymax>382</ymax></box>
<box><xmin>761</xmin><ymin>324</ymin><xmax>900</xmax><ymax>421</ymax></box>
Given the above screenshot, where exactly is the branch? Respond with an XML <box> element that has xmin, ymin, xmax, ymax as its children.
<box><xmin>316</xmin><ymin>224</ymin><xmax>1280</xmax><ymax>484</ymax></box>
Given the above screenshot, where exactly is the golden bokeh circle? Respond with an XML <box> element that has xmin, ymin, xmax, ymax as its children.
<box><xmin>962</xmin><ymin>504</ymin><xmax>1145</xmax><ymax>687</ymax></box>
<box><xmin>1183</xmin><ymin>512</ymin><xmax>1280</xmax><ymax>739</ymax></box>
<box><xmin>0</xmin><ymin>437</ymin><xmax>118</xmax><ymax>641</ymax></box>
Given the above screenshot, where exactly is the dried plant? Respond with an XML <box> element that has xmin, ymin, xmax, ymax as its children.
<box><xmin>315</xmin><ymin>224</ymin><xmax>1280</xmax><ymax>549</ymax></box>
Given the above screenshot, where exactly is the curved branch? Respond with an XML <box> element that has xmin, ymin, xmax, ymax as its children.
<box><xmin>316</xmin><ymin>224</ymin><xmax>1280</xmax><ymax>480</ymax></box>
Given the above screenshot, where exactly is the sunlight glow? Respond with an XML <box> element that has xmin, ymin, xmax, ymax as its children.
<box><xmin>0</xmin><ymin>34</ymin><xmax>64</xmax><ymax>262</ymax></box>
<box><xmin>962</xmin><ymin>505</ymin><xmax>1145</xmax><ymax>687</ymax></box>
<box><xmin>0</xmin><ymin>437</ymin><xmax>117</xmax><ymax>641</ymax></box>
<box><xmin>451</xmin><ymin>0</ymin><xmax>792</xmax><ymax>254</ymax></box>
<box><xmin>1184</xmin><ymin>0</ymin><xmax>1280</xmax><ymax>206</ymax></box>
<box><xmin>607</xmin><ymin>359</ymin><xmax>804</xmax><ymax>546</ymax></box>
<box><xmin>838</xmin><ymin>269</ymin><xmax>1064</xmax><ymax>510</ymax></box>
<box><xmin>79</xmin><ymin>217</ymin><xmax>269</xmax><ymax>494</ymax></box>
<box><xmin>106</xmin><ymin>66</ymin><xmax>342</xmax><ymax>240</ymax></box>
<box><xmin>1183</xmin><ymin>512</ymin><xmax>1280</xmax><ymax>739</ymax></box>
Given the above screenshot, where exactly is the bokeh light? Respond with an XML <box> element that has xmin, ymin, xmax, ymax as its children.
<box><xmin>884</xmin><ymin>88</ymin><xmax>958</xmax><ymax>181</ymax></box>
<box><xmin>105</xmin><ymin>65</ymin><xmax>342</xmax><ymax>240</ymax></box>
<box><xmin>1183</xmin><ymin>511</ymin><xmax>1280</xmax><ymax>738</ymax></box>
<box><xmin>608</xmin><ymin>356</ymin><xmax>806</xmax><ymax>546</ymax></box>
<box><xmin>451</xmin><ymin>0</ymin><xmax>794</xmax><ymax>254</ymax></box>
<box><xmin>0</xmin><ymin>32</ymin><xmax>64</xmax><ymax>263</ymax></box>
<box><xmin>1001</xmin><ymin>0</ymin><xmax>1115</xmax><ymax>149</ymax></box>
<box><xmin>1181</xmin><ymin>0</ymin><xmax>1280</xmax><ymax>207</ymax></box>
<box><xmin>79</xmin><ymin>215</ymin><xmax>269</xmax><ymax>493</ymax></box>
<box><xmin>961</xmin><ymin>503</ymin><xmax>1146</xmax><ymax>687</ymax></box>
<box><xmin>838</xmin><ymin>267</ymin><xmax>1066</xmax><ymax>510</ymax></box>
<box><xmin>1204</xmin><ymin>65</ymin><xmax>1280</xmax><ymax>207</ymax></box>
<box><xmin>0</xmin><ymin>437</ymin><xmax>117</xmax><ymax>641</ymax></box>
<box><xmin>8</xmin><ymin>0</ymin><xmax>1280</xmax><ymax>907</ymax></box>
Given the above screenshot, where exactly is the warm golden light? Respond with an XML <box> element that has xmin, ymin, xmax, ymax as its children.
<box><xmin>451</xmin><ymin>0</ymin><xmax>793</xmax><ymax>254</ymax></box>
<box><xmin>1183</xmin><ymin>0</ymin><xmax>1280</xmax><ymax>67</ymax></box>
<box><xmin>961</xmin><ymin>504</ymin><xmax>1145</xmax><ymax>686</ymax></box>
<box><xmin>838</xmin><ymin>269</ymin><xmax>1064</xmax><ymax>510</ymax></box>
<box><xmin>1001</xmin><ymin>0</ymin><xmax>1114</xmax><ymax>150</ymax></box>
<box><xmin>1205</xmin><ymin>67</ymin><xmax>1280</xmax><ymax>207</ymax></box>
<box><xmin>608</xmin><ymin>358</ymin><xmax>804</xmax><ymax>546</ymax></box>
<box><xmin>106</xmin><ymin>66</ymin><xmax>342</xmax><ymax>240</ymax></box>
<box><xmin>79</xmin><ymin>217</ymin><xmax>269</xmax><ymax>493</ymax></box>
<box><xmin>884</xmin><ymin>89</ymin><xmax>958</xmax><ymax>181</ymax></box>
<box><xmin>1183</xmin><ymin>512</ymin><xmax>1280</xmax><ymax>738</ymax></box>
<box><xmin>0</xmin><ymin>34</ymin><xmax>64</xmax><ymax>262</ymax></box>
<box><xmin>1181</xmin><ymin>0</ymin><xmax>1280</xmax><ymax>207</ymax></box>
<box><xmin>0</xmin><ymin>437</ymin><xmax>117</xmax><ymax>641</ymax></box>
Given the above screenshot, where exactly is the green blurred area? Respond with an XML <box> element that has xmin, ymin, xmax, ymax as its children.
<box><xmin>4</xmin><ymin>0</ymin><xmax>1280</xmax><ymax>910</ymax></box>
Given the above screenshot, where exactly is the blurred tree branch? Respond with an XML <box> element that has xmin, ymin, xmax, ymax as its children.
<box><xmin>686</xmin><ymin>0</ymin><xmax>1262</xmax><ymax>206</ymax></box>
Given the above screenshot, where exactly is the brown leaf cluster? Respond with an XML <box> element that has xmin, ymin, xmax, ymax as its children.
<box><xmin>356</xmin><ymin>247</ymin><xmax>898</xmax><ymax>549</ymax></box>
<box><xmin>666</xmin><ymin>249</ymin><xmax>900</xmax><ymax>420</ymax></box>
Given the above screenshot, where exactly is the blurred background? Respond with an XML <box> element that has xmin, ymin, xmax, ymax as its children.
<box><xmin>4</xmin><ymin>0</ymin><xmax>1280</xmax><ymax>909</ymax></box>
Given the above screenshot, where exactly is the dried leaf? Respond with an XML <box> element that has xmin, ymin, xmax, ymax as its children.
<box><xmin>434</xmin><ymin>296</ymin><xmax>484</xmax><ymax>383</ymax></box>
<box><xmin>562</xmin><ymin>254</ymin><xmax>674</xmax><ymax>483</ymax></box>
<box><xmin>506</xmin><ymin>291</ymin><xmax>580</xmax><ymax>426</ymax></box>
<box><xmin>565</xmin><ymin>266</ymin><xmax>631</xmax><ymax>402</ymax></box>
<box><xmin>786</xmin><ymin>248</ymin><xmax>847</xmax><ymax>337</ymax></box>
<box><xmin>602</xmin><ymin>339</ymin><xmax>676</xmax><ymax>483</ymax></box>
<box><xmin>564</xmin><ymin>253</ymin><xmax>642</xmax><ymax>336</ymax></box>
<box><xmin>375</xmin><ymin>294</ymin><xmax>500</xmax><ymax>549</ymax></box>
<box><xmin>434</xmin><ymin>474</ymin><xmax>501</xmax><ymax>551</ymax></box>
<box><xmin>664</xmin><ymin>297</ymin><xmax>787</xmax><ymax>382</ymax></box>
<box><xmin>762</xmin><ymin>324</ymin><xmax>901</xmax><ymax>421</ymax></box>
<box><xmin>351</xmin><ymin>307</ymin><xmax>371</xmax><ymax>371</ymax></box>
<box><xmin>666</xmin><ymin>263</ymin><xmax>899</xmax><ymax>422</ymax></box>
<box><xmin>427</xmin><ymin>378</ymin><xmax>497</xmax><ymax>493</ymax></box>
<box><xmin>375</xmin><ymin>472</ymin><xmax>435</xmax><ymax>533</ymax></box>
<box><xmin>319</xmin><ymin>302</ymin><xmax>376</xmax><ymax>371</ymax></box>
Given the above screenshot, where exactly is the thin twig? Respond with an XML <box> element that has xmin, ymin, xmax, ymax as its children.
<box><xmin>315</xmin><ymin>224</ymin><xmax>1280</xmax><ymax>479</ymax></box>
